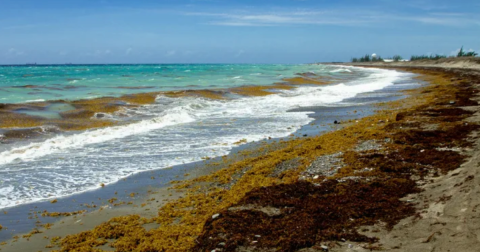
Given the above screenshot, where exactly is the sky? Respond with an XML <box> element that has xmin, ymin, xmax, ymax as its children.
<box><xmin>0</xmin><ymin>0</ymin><xmax>479</xmax><ymax>64</ymax></box>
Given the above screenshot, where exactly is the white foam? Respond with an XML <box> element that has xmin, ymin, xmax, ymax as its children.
<box><xmin>0</xmin><ymin>185</ymin><xmax>14</xmax><ymax>196</ymax></box>
<box><xmin>330</xmin><ymin>68</ymin><xmax>352</xmax><ymax>73</ymax></box>
<box><xmin>25</xmin><ymin>99</ymin><xmax>46</xmax><ymax>103</ymax></box>
<box><xmin>0</xmin><ymin>110</ymin><xmax>195</xmax><ymax>166</ymax></box>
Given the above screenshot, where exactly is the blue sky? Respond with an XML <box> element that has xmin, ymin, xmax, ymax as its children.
<box><xmin>1</xmin><ymin>0</ymin><xmax>479</xmax><ymax>64</ymax></box>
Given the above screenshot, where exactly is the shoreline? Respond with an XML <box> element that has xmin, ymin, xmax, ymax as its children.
<box><xmin>2</xmin><ymin>60</ymin><xmax>480</xmax><ymax>251</ymax></box>
<box><xmin>0</xmin><ymin>69</ymin><xmax>419</xmax><ymax>250</ymax></box>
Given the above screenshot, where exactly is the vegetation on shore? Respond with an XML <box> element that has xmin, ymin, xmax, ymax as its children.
<box><xmin>351</xmin><ymin>54</ymin><xmax>383</xmax><ymax>62</ymax></box>
<box><xmin>409</xmin><ymin>48</ymin><xmax>478</xmax><ymax>61</ymax></box>
<box><xmin>351</xmin><ymin>46</ymin><xmax>478</xmax><ymax>62</ymax></box>
<box><xmin>410</xmin><ymin>54</ymin><xmax>447</xmax><ymax>61</ymax></box>
<box><xmin>392</xmin><ymin>55</ymin><xmax>403</xmax><ymax>62</ymax></box>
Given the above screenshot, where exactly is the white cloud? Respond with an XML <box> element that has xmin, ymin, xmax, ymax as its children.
<box><xmin>449</xmin><ymin>47</ymin><xmax>477</xmax><ymax>56</ymax></box>
<box><xmin>401</xmin><ymin>14</ymin><xmax>479</xmax><ymax>27</ymax></box>
<box><xmin>185</xmin><ymin>8</ymin><xmax>479</xmax><ymax>27</ymax></box>
<box><xmin>450</xmin><ymin>48</ymin><xmax>461</xmax><ymax>56</ymax></box>
<box><xmin>209</xmin><ymin>21</ymin><xmax>273</xmax><ymax>27</ymax></box>
<box><xmin>85</xmin><ymin>49</ymin><xmax>113</xmax><ymax>57</ymax></box>
<box><xmin>188</xmin><ymin>11</ymin><xmax>367</xmax><ymax>26</ymax></box>
<box><xmin>125</xmin><ymin>47</ymin><xmax>132</xmax><ymax>55</ymax></box>
<box><xmin>234</xmin><ymin>50</ymin><xmax>245</xmax><ymax>58</ymax></box>
<box><xmin>7</xmin><ymin>48</ymin><xmax>24</xmax><ymax>56</ymax></box>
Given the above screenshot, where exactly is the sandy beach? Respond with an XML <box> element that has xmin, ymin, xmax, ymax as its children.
<box><xmin>1</xmin><ymin>0</ymin><xmax>478</xmax><ymax>250</ymax></box>
<box><xmin>1</xmin><ymin>58</ymin><xmax>480</xmax><ymax>251</ymax></box>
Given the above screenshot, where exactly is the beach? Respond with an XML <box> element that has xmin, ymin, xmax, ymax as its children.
<box><xmin>1</xmin><ymin>59</ymin><xmax>480</xmax><ymax>251</ymax></box>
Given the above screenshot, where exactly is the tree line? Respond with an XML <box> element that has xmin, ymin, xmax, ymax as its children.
<box><xmin>351</xmin><ymin>46</ymin><xmax>478</xmax><ymax>62</ymax></box>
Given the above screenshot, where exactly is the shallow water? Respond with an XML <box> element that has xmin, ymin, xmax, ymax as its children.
<box><xmin>14</xmin><ymin>103</ymin><xmax>76</xmax><ymax>119</ymax></box>
<box><xmin>1</xmin><ymin>64</ymin><xmax>351</xmax><ymax>103</ymax></box>
<box><xmin>0</xmin><ymin>64</ymin><xmax>417</xmax><ymax>211</ymax></box>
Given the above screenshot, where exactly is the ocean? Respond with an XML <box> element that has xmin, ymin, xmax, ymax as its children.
<box><xmin>0</xmin><ymin>64</ymin><xmax>416</xmax><ymax>211</ymax></box>
<box><xmin>0</xmin><ymin>64</ymin><xmax>356</xmax><ymax>104</ymax></box>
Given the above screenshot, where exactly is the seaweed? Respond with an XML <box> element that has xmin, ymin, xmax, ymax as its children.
<box><xmin>395</xmin><ymin>108</ymin><xmax>474</xmax><ymax>123</ymax></box>
<box><xmin>393</xmin><ymin>124</ymin><xmax>480</xmax><ymax>148</ymax></box>
<box><xmin>194</xmin><ymin>179</ymin><xmax>418</xmax><ymax>252</ymax></box>
<box><xmin>341</xmin><ymin>146</ymin><xmax>467</xmax><ymax>178</ymax></box>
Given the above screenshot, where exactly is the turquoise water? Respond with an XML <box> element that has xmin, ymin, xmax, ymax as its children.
<box><xmin>0</xmin><ymin>64</ymin><xmax>344</xmax><ymax>104</ymax></box>
<box><xmin>14</xmin><ymin>103</ymin><xmax>76</xmax><ymax>119</ymax></box>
